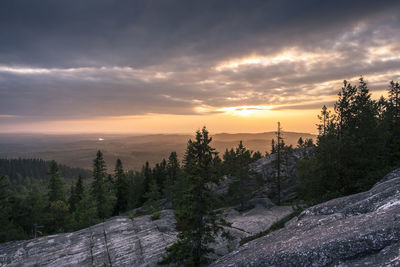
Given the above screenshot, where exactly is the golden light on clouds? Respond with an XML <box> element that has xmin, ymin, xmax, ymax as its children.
<box><xmin>214</xmin><ymin>47</ymin><xmax>341</xmax><ymax>71</ymax></box>
<box><xmin>218</xmin><ymin>106</ymin><xmax>273</xmax><ymax>117</ymax></box>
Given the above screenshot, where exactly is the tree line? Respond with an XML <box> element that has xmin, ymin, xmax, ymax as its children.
<box><xmin>298</xmin><ymin>78</ymin><xmax>400</xmax><ymax>202</ymax></box>
<box><xmin>0</xmin><ymin>130</ymin><xmax>263</xmax><ymax>246</ymax></box>
<box><xmin>0</xmin><ymin>158</ymin><xmax>91</xmax><ymax>194</ymax></box>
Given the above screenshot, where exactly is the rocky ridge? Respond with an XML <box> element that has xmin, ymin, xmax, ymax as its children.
<box><xmin>0</xmin><ymin>203</ymin><xmax>292</xmax><ymax>266</ymax></box>
<box><xmin>211</xmin><ymin>168</ymin><xmax>400</xmax><ymax>266</ymax></box>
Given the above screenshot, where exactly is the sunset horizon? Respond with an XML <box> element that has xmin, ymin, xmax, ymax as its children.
<box><xmin>1</xmin><ymin>1</ymin><xmax>400</xmax><ymax>134</ymax></box>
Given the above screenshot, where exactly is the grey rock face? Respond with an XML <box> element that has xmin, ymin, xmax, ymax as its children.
<box><xmin>0</xmin><ymin>203</ymin><xmax>292</xmax><ymax>266</ymax></box>
<box><xmin>213</xmin><ymin>205</ymin><xmax>293</xmax><ymax>256</ymax></box>
<box><xmin>251</xmin><ymin>147</ymin><xmax>313</xmax><ymax>203</ymax></box>
<box><xmin>0</xmin><ymin>210</ymin><xmax>177</xmax><ymax>267</ymax></box>
<box><xmin>211</xmin><ymin>168</ymin><xmax>400</xmax><ymax>267</ymax></box>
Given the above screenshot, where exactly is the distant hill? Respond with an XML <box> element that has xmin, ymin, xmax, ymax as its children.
<box><xmin>0</xmin><ymin>132</ymin><xmax>315</xmax><ymax>171</ymax></box>
<box><xmin>0</xmin><ymin>158</ymin><xmax>91</xmax><ymax>194</ymax></box>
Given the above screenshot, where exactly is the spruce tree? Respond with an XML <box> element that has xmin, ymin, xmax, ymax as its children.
<box><xmin>164</xmin><ymin>152</ymin><xmax>181</xmax><ymax>202</ymax></box>
<box><xmin>160</xmin><ymin>127</ymin><xmax>226</xmax><ymax>266</ymax></box>
<box><xmin>0</xmin><ymin>175</ymin><xmax>26</xmax><ymax>242</ymax></box>
<box><xmin>297</xmin><ymin>137</ymin><xmax>304</xmax><ymax>148</ymax></box>
<box><xmin>142</xmin><ymin>161</ymin><xmax>153</xmax><ymax>194</ymax></box>
<box><xmin>386</xmin><ymin>81</ymin><xmax>400</xmax><ymax>165</ymax></box>
<box><xmin>114</xmin><ymin>158</ymin><xmax>128</xmax><ymax>214</ymax></box>
<box><xmin>48</xmin><ymin>161</ymin><xmax>66</xmax><ymax>202</ymax></box>
<box><xmin>274</xmin><ymin>122</ymin><xmax>284</xmax><ymax>205</ymax></box>
<box><xmin>227</xmin><ymin>141</ymin><xmax>253</xmax><ymax>209</ymax></box>
<box><xmin>69</xmin><ymin>176</ymin><xmax>84</xmax><ymax>212</ymax></box>
<box><xmin>74</xmin><ymin>187</ymin><xmax>99</xmax><ymax>229</ymax></box>
<box><xmin>91</xmin><ymin>150</ymin><xmax>111</xmax><ymax>219</ymax></box>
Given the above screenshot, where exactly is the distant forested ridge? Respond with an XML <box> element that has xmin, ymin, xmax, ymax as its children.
<box><xmin>0</xmin><ymin>158</ymin><xmax>91</xmax><ymax>193</ymax></box>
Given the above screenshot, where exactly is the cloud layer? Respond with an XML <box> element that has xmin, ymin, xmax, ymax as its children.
<box><xmin>1</xmin><ymin>0</ymin><xmax>400</xmax><ymax>129</ymax></box>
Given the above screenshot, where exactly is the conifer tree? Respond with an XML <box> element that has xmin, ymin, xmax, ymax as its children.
<box><xmin>142</xmin><ymin>161</ymin><xmax>153</xmax><ymax>194</ymax></box>
<box><xmin>271</xmin><ymin>139</ymin><xmax>276</xmax><ymax>154</ymax></box>
<box><xmin>114</xmin><ymin>158</ymin><xmax>128</xmax><ymax>214</ymax></box>
<box><xmin>160</xmin><ymin>127</ymin><xmax>226</xmax><ymax>266</ymax></box>
<box><xmin>69</xmin><ymin>176</ymin><xmax>84</xmax><ymax>212</ymax></box>
<box><xmin>74</xmin><ymin>187</ymin><xmax>99</xmax><ymax>229</ymax></box>
<box><xmin>274</xmin><ymin>122</ymin><xmax>284</xmax><ymax>205</ymax></box>
<box><xmin>91</xmin><ymin>150</ymin><xmax>112</xmax><ymax>219</ymax></box>
<box><xmin>227</xmin><ymin>141</ymin><xmax>253</xmax><ymax>209</ymax></box>
<box><xmin>48</xmin><ymin>161</ymin><xmax>66</xmax><ymax>202</ymax></box>
<box><xmin>153</xmin><ymin>159</ymin><xmax>167</xmax><ymax>193</ymax></box>
<box><xmin>0</xmin><ymin>175</ymin><xmax>26</xmax><ymax>242</ymax></box>
<box><xmin>386</xmin><ymin>81</ymin><xmax>400</xmax><ymax>165</ymax></box>
<box><xmin>252</xmin><ymin>151</ymin><xmax>262</xmax><ymax>162</ymax></box>
<box><xmin>297</xmin><ymin>137</ymin><xmax>304</xmax><ymax>148</ymax></box>
<box><xmin>75</xmin><ymin>176</ymin><xmax>84</xmax><ymax>200</ymax></box>
<box><xmin>164</xmin><ymin>152</ymin><xmax>181</xmax><ymax>202</ymax></box>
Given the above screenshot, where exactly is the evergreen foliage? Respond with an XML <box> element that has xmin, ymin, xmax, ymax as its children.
<box><xmin>114</xmin><ymin>159</ymin><xmax>128</xmax><ymax>214</ymax></box>
<box><xmin>269</xmin><ymin>122</ymin><xmax>293</xmax><ymax>205</ymax></box>
<box><xmin>48</xmin><ymin>161</ymin><xmax>66</xmax><ymax>202</ymax></box>
<box><xmin>159</xmin><ymin>127</ymin><xmax>227</xmax><ymax>266</ymax></box>
<box><xmin>91</xmin><ymin>150</ymin><xmax>116</xmax><ymax>219</ymax></box>
<box><xmin>223</xmin><ymin>141</ymin><xmax>254</xmax><ymax>208</ymax></box>
<box><xmin>0</xmin><ymin>158</ymin><xmax>90</xmax><ymax>194</ymax></box>
<box><xmin>298</xmin><ymin>78</ymin><xmax>400</xmax><ymax>203</ymax></box>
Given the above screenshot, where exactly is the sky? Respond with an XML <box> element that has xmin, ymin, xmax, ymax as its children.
<box><xmin>1</xmin><ymin>0</ymin><xmax>400</xmax><ymax>134</ymax></box>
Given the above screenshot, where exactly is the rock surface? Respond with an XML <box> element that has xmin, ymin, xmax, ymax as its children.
<box><xmin>251</xmin><ymin>147</ymin><xmax>313</xmax><ymax>203</ymax></box>
<box><xmin>0</xmin><ymin>202</ymin><xmax>291</xmax><ymax>266</ymax></box>
<box><xmin>211</xmin><ymin>168</ymin><xmax>400</xmax><ymax>266</ymax></box>
<box><xmin>213</xmin><ymin>205</ymin><xmax>293</xmax><ymax>256</ymax></box>
<box><xmin>0</xmin><ymin>210</ymin><xmax>177</xmax><ymax>267</ymax></box>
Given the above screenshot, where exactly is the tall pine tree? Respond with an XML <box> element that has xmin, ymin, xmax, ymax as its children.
<box><xmin>160</xmin><ymin>127</ymin><xmax>226</xmax><ymax>266</ymax></box>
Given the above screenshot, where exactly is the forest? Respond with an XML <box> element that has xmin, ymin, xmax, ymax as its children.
<box><xmin>0</xmin><ymin>78</ymin><xmax>399</xmax><ymax>265</ymax></box>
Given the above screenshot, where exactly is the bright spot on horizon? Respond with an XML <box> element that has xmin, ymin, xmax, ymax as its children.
<box><xmin>98</xmin><ymin>137</ymin><xmax>104</xmax><ymax>141</ymax></box>
<box><xmin>219</xmin><ymin>106</ymin><xmax>273</xmax><ymax>116</ymax></box>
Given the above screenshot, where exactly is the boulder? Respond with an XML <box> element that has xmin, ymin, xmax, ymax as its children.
<box><xmin>211</xmin><ymin>168</ymin><xmax>400</xmax><ymax>266</ymax></box>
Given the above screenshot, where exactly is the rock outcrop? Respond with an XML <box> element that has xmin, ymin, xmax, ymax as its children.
<box><xmin>215</xmin><ymin>147</ymin><xmax>313</xmax><ymax>204</ymax></box>
<box><xmin>251</xmin><ymin>147</ymin><xmax>313</xmax><ymax>203</ymax></box>
<box><xmin>2</xmin><ymin>167</ymin><xmax>399</xmax><ymax>266</ymax></box>
<box><xmin>0</xmin><ymin>210</ymin><xmax>177</xmax><ymax>267</ymax></box>
<box><xmin>0</xmin><ymin>202</ymin><xmax>292</xmax><ymax>266</ymax></box>
<box><xmin>211</xmin><ymin>168</ymin><xmax>400</xmax><ymax>266</ymax></box>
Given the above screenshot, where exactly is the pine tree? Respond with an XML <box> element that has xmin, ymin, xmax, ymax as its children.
<box><xmin>164</xmin><ymin>152</ymin><xmax>181</xmax><ymax>202</ymax></box>
<box><xmin>252</xmin><ymin>151</ymin><xmax>262</xmax><ymax>162</ymax></box>
<box><xmin>48</xmin><ymin>161</ymin><xmax>66</xmax><ymax>202</ymax></box>
<box><xmin>167</xmin><ymin>152</ymin><xmax>180</xmax><ymax>180</ymax></box>
<box><xmin>127</xmin><ymin>170</ymin><xmax>146</xmax><ymax>209</ymax></box>
<box><xmin>142</xmin><ymin>161</ymin><xmax>153</xmax><ymax>194</ymax></box>
<box><xmin>297</xmin><ymin>137</ymin><xmax>304</xmax><ymax>148</ymax></box>
<box><xmin>75</xmin><ymin>176</ymin><xmax>84</xmax><ymax>200</ymax></box>
<box><xmin>0</xmin><ymin>175</ymin><xmax>26</xmax><ymax>242</ymax></box>
<box><xmin>298</xmin><ymin>78</ymin><xmax>385</xmax><ymax>202</ymax></box>
<box><xmin>69</xmin><ymin>176</ymin><xmax>84</xmax><ymax>212</ymax></box>
<box><xmin>227</xmin><ymin>141</ymin><xmax>253</xmax><ymax>209</ymax></box>
<box><xmin>74</xmin><ymin>187</ymin><xmax>99</xmax><ymax>229</ymax></box>
<box><xmin>271</xmin><ymin>139</ymin><xmax>276</xmax><ymax>154</ymax></box>
<box><xmin>274</xmin><ymin>122</ymin><xmax>284</xmax><ymax>205</ymax></box>
<box><xmin>386</xmin><ymin>81</ymin><xmax>400</xmax><ymax>165</ymax></box>
<box><xmin>153</xmin><ymin>159</ymin><xmax>167</xmax><ymax>193</ymax></box>
<box><xmin>160</xmin><ymin>127</ymin><xmax>226</xmax><ymax>266</ymax></box>
<box><xmin>91</xmin><ymin>150</ymin><xmax>112</xmax><ymax>219</ymax></box>
<box><xmin>114</xmin><ymin>159</ymin><xmax>128</xmax><ymax>214</ymax></box>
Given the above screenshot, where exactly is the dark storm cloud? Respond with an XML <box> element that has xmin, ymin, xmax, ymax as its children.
<box><xmin>1</xmin><ymin>0</ymin><xmax>400</xmax><ymax>123</ymax></box>
<box><xmin>0</xmin><ymin>0</ymin><xmax>398</xmax><ymax>68</ymax></box>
